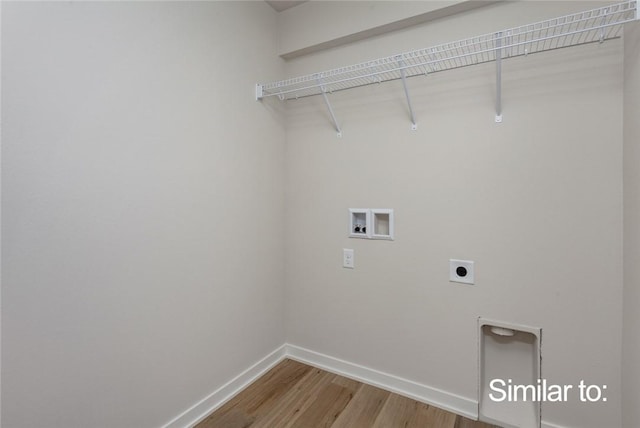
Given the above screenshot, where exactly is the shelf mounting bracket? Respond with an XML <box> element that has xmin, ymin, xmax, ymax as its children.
<box><xmin>495</xmin><ymin>32</ymin><xmax>503</xmax><ymax>123</ymax></box>
<box><xmin>398</xmin><ymin>57</ymin><xmax>418</xmax><ymax>130</ymax></box>
<box><xmin>316</xmin><ymin>76</ymin><xmax>342</xmax><ymax>138</ymax></box>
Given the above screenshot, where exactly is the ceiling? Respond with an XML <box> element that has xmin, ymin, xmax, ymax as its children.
<box><xmin>265</xmin><ymin>1</ymin><xmax>307</xmax><ymax>12</ymax></box>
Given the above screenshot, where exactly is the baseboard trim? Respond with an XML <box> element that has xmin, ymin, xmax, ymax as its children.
<box><xmin>284</xmin><ymin>343</ymin><xmax>478</xmax><ymax>420</ymax></box>
<box><xmin>541</xmin><ymin>422</ymin><xmax>566</xmax><ymax>428</ymax></box>
<box><xmin>161</xmin><ymin>344</ymin><xmax>287</xmax><ymax>428</ymax></box>
<box><xmin>163</xmin><ymin>342</ymin><xmax>568</xmax><ymax>428</ymax></box>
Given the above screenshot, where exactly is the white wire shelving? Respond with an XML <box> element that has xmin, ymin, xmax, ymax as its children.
<box><xmin>256</xmin><ymin>1</ymin><xmax>638</xmax><ymax>135</ymax></box>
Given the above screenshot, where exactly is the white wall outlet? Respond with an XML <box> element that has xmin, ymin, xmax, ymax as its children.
<box><xmin>450</xmin><ymin>259</ymin><xmax>474</xmax><ymax>284</ymax></box>
<box><xmin>343</xmin><ymin>249</ymin><xmax>355</xmax><ymax>269</ymax></box>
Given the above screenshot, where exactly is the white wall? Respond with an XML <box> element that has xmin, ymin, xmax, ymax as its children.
<box><xmin>274</xmin><ymin>1</ymin><xmax>496</xmax><ymax>58</ymax></box>
<box><xmin>1</xmin><ymin>2</ymin><xmax>285</xmax><ymax>427</ymax></box>
<box><xmin>623</xmin><ymin>20</ymin><xmax>640</xmax><ymax>428</ymax></box>
<box><xmin>277</xmin><ymin>1</ymin><xmax>458</xmax><ymax>55</ymax></box>
<box><xmin>2</xmin><ymin>2</ymin><xmax>634</xmax><ymax>427</ymax></box>
<box><xmin>283</xmin><ymin>2</ymin><xmax>623</xmax><ymax>427</ymax></box>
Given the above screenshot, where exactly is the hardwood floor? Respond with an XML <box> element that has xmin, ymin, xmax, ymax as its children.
<box><xmin>195</xmin><ymin>359</ymin><xmax>498</xmax><ymax>428</ymax></box>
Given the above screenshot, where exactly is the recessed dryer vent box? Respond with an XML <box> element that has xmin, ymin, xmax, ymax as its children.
<box><xmin>349</xmin><ymin>209</ymin><xmax>370</xmax><ymax>239</ymax></box>
<box><xmin>478</xmin><ymin>318</ymin><xmax>542</xmax><ymax>428</ymax></box>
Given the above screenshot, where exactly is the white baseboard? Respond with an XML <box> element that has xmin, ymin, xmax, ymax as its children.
<box><xmin>284</xmin><ymin>343</ymin><xmax>478</xmax><ymax>420</ymax></box>
<box><xmin>541</xmin><ymin>422</ymin><xmax>566</xmax><ymax>428</ymax></box>
<box><xmin>163</xmin><ymin>342</ymin><xmax>568</xmax><ymax>428</ymax></box>
<box><xmin>161</xmin><ymin>344</ymin><xmax>287</xmax><ymax>428</ymax></box>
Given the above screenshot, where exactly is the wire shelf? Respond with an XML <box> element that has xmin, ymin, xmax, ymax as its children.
<box><xmin>257</xmin><ymin>1</ymin><xmax>637</xmax><ymax>101</ymax></box>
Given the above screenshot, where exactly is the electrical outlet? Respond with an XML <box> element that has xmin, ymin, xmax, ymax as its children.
<box><xmin>450</xmin><ymin>259</ymin><xmax>474</xmax><ymax>284</ymax></box>
<box><xmin>343</xmin><ymin>249</ymin><xmax>354</xmax><ymax>269</ymax></box>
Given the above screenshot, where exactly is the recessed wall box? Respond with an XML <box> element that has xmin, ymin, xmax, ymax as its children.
<box><xmin>371</xmin><ymin>209</ymin><xmax>394</xmax><ymax>240</ymax></box>
<box><xmin>479</xmin><ymin>318</ymin><xmax>542</xmax><ymax>428</ymax></box>
<box><xmin>349</xmin><ymin>209</ymin><xmax>371</xmax><ymax>239</ymax></box>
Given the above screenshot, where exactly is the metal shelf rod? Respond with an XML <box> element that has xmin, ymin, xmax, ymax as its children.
<box><xmin>398</xmin><ymin>58</ymin><xmax>418</xmax><ymax>130</ymax></box>
<box><xmin>317</xmin><ymin>77</ymin><xmax>342</xmax><ymax>137</ymax></box>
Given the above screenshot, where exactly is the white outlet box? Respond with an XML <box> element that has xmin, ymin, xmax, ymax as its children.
<box><xmin>343</xmin><ymin>249</ymin><xmax>354</xmax><ymax>269</ymax></box>
<box><xmin>450</xmin><ymin>259</ymin><xmax>474</xmax><ymax>284</ymax></box>
<box><xmin>371</xmin><ymin>209</ymin><xmax>394</xmax><ymax>240</ymax></box>
<box><xmin>349</xmin><ymin>209</ymin><xmax>370</xmax><ymax>239</ymax></box>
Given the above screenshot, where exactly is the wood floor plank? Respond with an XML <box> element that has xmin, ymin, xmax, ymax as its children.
<box><xmin>330</xmin><ymin>375</ymin><xmax>361</xmax><ymax>390</ymax></box>
<box><xmin>252</xmin><ymin>368</ymin><xmax>335</xmax><ymax>428</ymax></box>
<box><xmin>331</xmin><ymin>383</ymin><xmax>390</xmax><ymax>428</ymax></box>
<box><xmin>197</xmin><ymin>408</ymin><xmax>254</xmax><ymax>428</ymax></box>
<box><xmin>455</xmin><ymin>416</ymin><xmax>499</xmax><ymax>428</ymax></box>
<box><xmin>289</xmin><ymin>378</ymin><xmax>358</xmax><ymax>428</ymax></box>
<box><xmin>370</xmin><ymin>392</ymin><xmax>418</xmax><ymax>428</ymax></box>
<box><xmin>197</xmin><ymin>359</ymin><xmax>499</xmax><ymax>428</ymax></box>
<box><xmin>195</xmin><ymin>359</ymin><xmax>311</xmax><ymax>428</ymax></box>
<box><xmin>410</xmin><ymin>401</ymin><xmax>457</xmax><ymax>427</ymax></box>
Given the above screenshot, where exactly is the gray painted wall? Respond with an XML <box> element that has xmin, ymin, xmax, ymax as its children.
<box><xmin>283</xmin><ymin>3</ymin><xmax>623</xmax><ymax>427</ymax></box>
<box><xmin>1</xmin><ymin>2</ymin><xmax>285</xmax><ymax>427</ymax></box>
<box><xmin>623</xmin><ymin>20</ymin><xmax>640</xmax><ymax>428</ymax></box>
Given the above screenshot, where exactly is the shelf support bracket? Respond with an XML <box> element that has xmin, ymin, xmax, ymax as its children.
<box><xmin>255</xmin><ymin>84</ymin><xmax>264</xmax><ymax>101</ymax></box>
<box><xmin>316</xmin><ymin>77</ymin><xmax>342</xmax><ymax>138</ymax></box>
<box><xmin>398</xmin><ymin>58</ymin><xmax>418</xmax><ymax>130</ymax></box>
<box><xmin>495</xmin><ymin>32</ymin><xmax>503</xmax><ymax>123</ymax></box>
